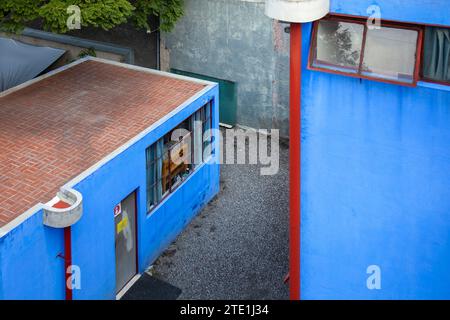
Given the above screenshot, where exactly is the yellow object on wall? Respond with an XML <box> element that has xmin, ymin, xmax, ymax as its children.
<box><xmin>116</xmin><ymin>216</ymin><xmax>129</xmax><ymax>234</ymax></box>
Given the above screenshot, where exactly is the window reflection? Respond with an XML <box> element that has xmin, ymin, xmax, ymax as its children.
<box><xmin>310</xmin><ymin>17</ymin><xmax>421</xmax><ymax>85</ymax></box>
<box><xmin>314</xmin><ymin>20</ymin><xmax>364</xmax><ymax>72</ymax></box>
<box><xmin>362</xmin><ymin>27</ymin><xmax>418</xmax><ymax>83</ymax></box>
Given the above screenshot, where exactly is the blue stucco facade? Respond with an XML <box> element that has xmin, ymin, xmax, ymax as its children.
<box><xmin>300</xmin><ymin>0</ymin><xmax>450</xmax><ymax>299</ymax></box>
<box><xmin>0</xmin><ymin>81</ymin><xmax>220</xmax><ymax>300</ymax></box>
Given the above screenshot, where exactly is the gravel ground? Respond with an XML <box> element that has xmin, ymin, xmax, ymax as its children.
<box><xmin>150</xmin><ymin>132</ymin><xmax>289</xmax><ymax>300</ymax></box>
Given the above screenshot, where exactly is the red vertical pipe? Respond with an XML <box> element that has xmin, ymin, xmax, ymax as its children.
<box><xmin>54</xmin><ymin>200</ymin><xmax>73</xmax><ymax>300</ymax></box>
<box><xmin>64</xmin><ymin>227</ymin><xmax>73</xmax><ymax>300</ymax></box>
<box><xmin>289</xmin><ymin>22</ymin><xmax>301</xmax><ymax>301</ymax></box>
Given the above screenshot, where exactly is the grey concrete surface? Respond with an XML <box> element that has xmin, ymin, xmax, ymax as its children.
<box><xmin>150</xmin><ymin>135</ymin><xmax>289</xmax><ymax>300</ymax></box>
<box><xmin>69</xmin><ymin>20</ymin><xmax>159</xmax><ymax>68</ymax></box>
<box><xmin>161</xmin><ymin>0</ymin><xmax>291</xmax><ymax>138</ymax></box>
<box><xmin>28</xmin><ymin>19</ymin><xmax>159</xmax><ymax>69</ymax></box>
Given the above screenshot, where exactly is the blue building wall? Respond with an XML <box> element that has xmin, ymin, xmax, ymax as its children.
<box><xmin>0</xmin><ymin>83</ymin><xmax>219</xmax><ymax>300</ymax></box>
<box><xmin>331</xmin><ymin>0</ymin><xmax>449</xmax><ymax>26</ymax></box>
<box><xmin>301</xmin><ymin>0</ymin><xmax>450</xmax><ymax>299</ymax></box>
<box><xmin>0</xmin><ymin>212</ymin><xmax>66</xmax><ymax>300</ymax></box>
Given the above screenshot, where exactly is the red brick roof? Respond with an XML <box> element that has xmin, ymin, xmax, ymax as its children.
<box><xmin>0</xmin><ymin>60</ymin><xmax>206</xmax><ymax>227</ymax></box>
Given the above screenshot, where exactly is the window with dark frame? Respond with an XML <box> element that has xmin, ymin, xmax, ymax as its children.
<box><xmin>312</xmin><ymin>19</ymin><xmax>364</xmax><ymax>74</ymax></box>
<box><xmin>201</xmin><ymin>102</ymin><xmax>213</xmax><ymax>161</ymax></box>
<box><xmin>309</xmin><ymin>16</ymin><xmax>423</xmax><ymax>86</ymax></box>
<box><xmin>422</xmin><ymin>26</ymin><xmax>450</xmax><ymax>84</ymax></box>
<box><xmin>146</xmin><ymin>102</ymin><xmax>214</xmax><ymax>213</ymax></box>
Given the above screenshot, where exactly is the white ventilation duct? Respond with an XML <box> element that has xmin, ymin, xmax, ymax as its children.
<box><xmin>265</xmin><ymin>0</ymin><xmax>330</xmax><ymax>23</ymax></box>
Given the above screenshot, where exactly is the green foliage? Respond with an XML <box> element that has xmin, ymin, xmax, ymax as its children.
<box><xmin>132</xmin><ymin>0</ymin><xmax>184</xmax><ymax>33</ymax></box>
<box><xmin>39</xmin><ymin>0</ymin><xmax>134</xmax><ymax>33</ymax></box>
<box><xmin>78</xmin><ymin>47</ymin><xmax>97</xmax><ymax>58</ymax></box>
<box><xmin>0</xmin><ymin>0</ymin><xmax>43</xmax><ymax>33</ymax></box>
<box><xmin>0</xmin><ymin>0</ymin><xmax>184</xmax><ymax>34</ymax></box>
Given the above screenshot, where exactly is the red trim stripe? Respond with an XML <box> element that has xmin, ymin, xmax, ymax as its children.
<box><xmin>52</xmin><ymin>200</ymin><xmax>73</xmax><ymax>300</ymax></box>
<box><xmin>64</xmin><ymin>227</ymin><xmax>73</xmax><ymax>300</ymax></box>
<box><xmin>289</xmin><ymin>23</ymin><xmax>302</xmax><ymax>301</ymax></box>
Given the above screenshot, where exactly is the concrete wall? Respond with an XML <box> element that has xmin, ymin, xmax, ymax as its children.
<box><xmin>162</xmin><ymin>0</ymin><xmax>450</xmax><ymax>136</ymax></box>
<box><xmin>27</xmin><ymin>19</ymin><xmax>159</xmax><ymax>68</ymax></box>
<box><xmin>68</xmin><ymin>20</ymin><xmax>159</xmax><ymax>68</ymax></box>
<box><xmin>300</xmin><ymin>0</ymin><xmax>450</xmax><ymax>299</ymax></box>
<box><xmin>161</xmin><ymin>0</ymin><xmax>291</xmax><ymax>137</ymax></box>
<box><xmin>0</xmin><ymin>82</ymin><xmax>220</xmax><ymax>300</ymax></box>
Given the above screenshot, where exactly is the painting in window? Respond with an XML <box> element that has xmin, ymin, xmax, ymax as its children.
<box><xmin>146</xmin><ymin>102</ymin><xmax>213</xmax><ymax>213</ymax></box>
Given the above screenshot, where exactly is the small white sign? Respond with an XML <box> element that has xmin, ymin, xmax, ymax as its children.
<box><xmin>114</xmin><ymin>203</ymin><xmax>122</xmax><ymax>217</ymax></box>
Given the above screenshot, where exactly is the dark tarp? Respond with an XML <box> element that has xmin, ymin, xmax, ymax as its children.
<box><xmin>0</xmin><ymin>37</ymin><xmax>65</xmax><ymax>92</ymax></box>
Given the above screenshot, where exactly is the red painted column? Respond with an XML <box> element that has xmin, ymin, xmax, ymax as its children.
<box><xmin>289</xmin><ymin>22</ymin><xmax>301</xmax><ymax>301</ymax></box>
<box><xmin>64</xmin><ymin>227</ymin><xmax>73</xmax><ymax>300</ymax></box>
<box><xmin>54</xmin><ymin>200</ymin><xmax>73</xmax><ymax>300</ymax></box>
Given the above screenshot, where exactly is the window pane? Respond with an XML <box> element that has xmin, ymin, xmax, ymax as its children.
<box><xmin>422</xmin><ymin>26</ymin><xmax>450</xmax><ymax>83</ymax></box>
<box><xmin>362</xmin><ymin>27</ymin><xmax>418</xmax><ymax>83</ymax></box>
<box><xmin>313</xmin><ymin>20</ymin><xmax>364</xmax><ymax>72</ymax></box>
<box><xmin>162</xmin><ymin>150</ymin><xmax>171</xmax><ymax>195</ymax></box>
<box><xmin>146</xmin><ymin>145</ymin><xmax>156</xmax><ymax>211</ymax></box>
<box><xmin>146</xmin><ymin>139</ymin><xmax>164</xmax><ymax>212</ymax></box>
<box><xmin>202</xmin><ymin>103</ymin><xmax>212</xmax><ymax>160</ymax></box>
<box><xmin>192</xmin><ymin>109</ymin><xmax>203</xmax><ymax>166</ymax></box>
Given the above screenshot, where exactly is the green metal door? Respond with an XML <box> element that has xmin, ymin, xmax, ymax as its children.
<box><xmin>171</xmin><ymin>69</ymin><xmax>237</xmax><ymax>127</ymax></box>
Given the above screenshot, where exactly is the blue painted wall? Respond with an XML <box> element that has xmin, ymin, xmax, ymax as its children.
<box><xmin>0</xmin><ymin>212</ymin><xmax>65</xmax><ymax>300</ymax></box>
<box><xmin>301</xmin><ymin>0</ymin><xmax>450</xmax><ymax>299</ymax></box>
<box><xmin>0</xmin><ymin>84</ymin><xmax>219</xmax><ymax>300</ymax></box>
<box><xmin>71</xmin><ymin>86</ymin><xmax>220</xmax><ymax>300</ymax></box>
<box><xmin>331</xmin><ymin>0</ymin><xmax>449</xmax><ymax>26</ymax></box>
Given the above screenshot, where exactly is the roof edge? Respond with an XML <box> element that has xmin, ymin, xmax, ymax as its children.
<box><xmin>62</xmin><ymin>81</ymin><xmax>217</xmax><ymax>190</ymax></box>
<box><xmin>87</xmin><ymin>57</ymin><xmax>217</xmax><ymax>86</ymax></box>
<box><xmin>0</xmin><ymin>56</ymin><xmax>217</xmax><ymax>99</ymax></box>
<box><xmin>0</xmin><ymin>58</ymin><xmax>219</xmax><ymax>238</ymax></box>
<box><xmin>0</xmin><ymin>57</ymin><xmax>90</xmax><ymax>98</ymax></box>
